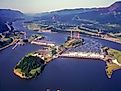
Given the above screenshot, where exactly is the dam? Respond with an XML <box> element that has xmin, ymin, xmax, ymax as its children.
<box><xmin>60</xmin><ymin>52</ymin><xmax>104</xmax><ymax>59</ymax></box>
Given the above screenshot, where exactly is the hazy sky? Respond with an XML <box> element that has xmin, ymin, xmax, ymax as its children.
<box><xmin>0</xmin><ymin>0</ymin><xmax>119</xmax><ymax>13</ymax></box>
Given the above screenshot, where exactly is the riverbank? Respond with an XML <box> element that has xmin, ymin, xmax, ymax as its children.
<box><xmin>59</xmin><ymin>46</ymin><xmax>121</xmax><ymax>79</ymax></box>
<box><xmin>102</xmin><ymin>47</ymin><xmax>121</xmax><ymax>78</ymax></box>
<box><xmin>0</xmin><ymin>38</ymin><xmax>18</xmax><ymax>51</ymax></box>
<box><xmin>13</xmin><ymin>33</ymin><xmax>121</xmax><ymax>79</ymax></box>
<box><xmin>14</xmin><ymin>68</ymin><xmax>26</xmax><ymax>79</ymax></box>
<box><xmin>14</xmin><ymin>54</ymin><xmax>45</xmax><ymax>79</ymax></box>
<box><xmin>100</xmin><ymin>35</ymin><xmax>121</xmax><ymax>44</ymax></box>
<box><xmin>80</xmin><ymin>31</ymin><xmax>121</xmax><ymax>45</ymax></box>
<box><xmin>14</xmin><ymin>37</ymin><xmax>84</xmax><ymax>79</ymax></box>
<box><xmin>106</xmin><ymin>62</ymin><xmax>121</xmax><ymax>78</ymax></box>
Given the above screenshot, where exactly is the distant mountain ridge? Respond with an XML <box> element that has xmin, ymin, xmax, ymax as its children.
<box><xmin>0</xmin><ymin>9</ymin><xmax>24</xmax><ymax>33</ymax></box>
<box><xmin>36</xmin><ymin>1</ymin><xmax>121</xmax><ymax>24</ymax></box>
<box><xmin>107</xmin><ymin>1</ymin><xmax>121</xmax><ymax>12</ymax></box>
<box><xmin>0</xmin><ymin>9</ymin><xmax>24</xmax><ymax>23</ymax></box>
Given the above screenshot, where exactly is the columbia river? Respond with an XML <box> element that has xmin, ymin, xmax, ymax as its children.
<box><xmin>0</xmin><ymin>20</ymin><xmax>121</xmax><ymax>91</ymax></box>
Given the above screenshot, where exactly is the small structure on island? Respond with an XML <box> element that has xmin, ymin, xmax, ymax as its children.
<box><xmin>70</xmin><ymin>26</ymin><xmax>81</xmax><ymax>39</ymax></box>
<box><xmin>22</xmin><ymin>32</ymin><xmax>29</xmax><ymax>42</ymax></box>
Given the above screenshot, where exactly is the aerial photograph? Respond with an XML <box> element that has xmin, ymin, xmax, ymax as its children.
<box><xmin>0</xmin><ymin>0</ymin><xmax>121</xmax><ymax>91</ymax></box>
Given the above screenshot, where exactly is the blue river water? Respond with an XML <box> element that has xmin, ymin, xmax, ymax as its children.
<box><xmin>0</xmin><ymin>21</ymin><xmax>121</xmax><ymax>91</ymax></box>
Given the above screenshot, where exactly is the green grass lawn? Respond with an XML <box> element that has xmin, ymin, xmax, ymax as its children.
<box><xmin>29</xmin><ymin>67</ymin><xmax>41</xmax><ymax>76</ymax></box>
<box><xmin>108</xmin><ymin>48</ymin><xmax>121</xmax><ymax>64</ymax></box>
<box><xmin>106</xmin><ymin>63</ymin><xmax>121</xmax><ymax>78</ymax></box>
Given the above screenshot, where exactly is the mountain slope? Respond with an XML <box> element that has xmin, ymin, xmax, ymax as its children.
<box><xmin>0</xmin><ymin>9</ymin><xmax>24</xmax><ymax>33</ymax></box>
<box><xmin>108</xmin><ymin>1</ymin><xmax>121</xmax><ymax>12</ymax></box>
<box><xmin>36</xmin><ymin>1</ymin><xmax>121</xmax><ymax>24</ymax></box>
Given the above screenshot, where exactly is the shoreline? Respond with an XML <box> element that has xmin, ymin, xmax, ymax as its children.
<box><xmin>100</xmin><ymin>36</ymin><xmax>121</xmax><ymax>44</ymax></box>
<box><xmin>0</xmin><ymin>38</ymin><xmax>18</xmax><ymax>51</ymax></box>
<box><xmin>80</xmin><ymin>33</ymin><xmax>121</xmax><ymax>45</ymax></box>
<box><xmin>13</xmin><ymin>69</ymin><xmax>26</xmax><ymax>79</ymax></box>
<box><xmin>14</xmin><ymin>51</ymin><xmax>121</xmax><ymax>79</ymax></box>
<box><xmin>13</xmin><ymin>33</ymin><xmax>121</xmax><ymax>79</ymax></box>
<box><xmin>14</xmin><ymin>54</ymin><xmax>46</xmax><ymax>79</ymax></box>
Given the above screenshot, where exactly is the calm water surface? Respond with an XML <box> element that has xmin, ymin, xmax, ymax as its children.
<box><xmin>0</xmin><ymin>20</ymin><xmax>121</xmax><ymax>91</ymax></box>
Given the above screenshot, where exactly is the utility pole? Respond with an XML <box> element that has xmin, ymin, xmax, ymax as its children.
<box><xmin>71</xmin><ymin>30</ymin><xmax>73</xmax><ymax>39</ymax></box>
